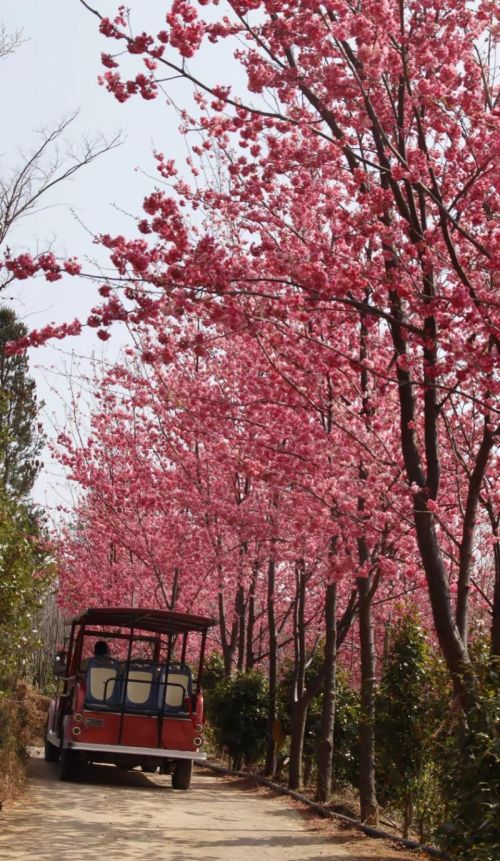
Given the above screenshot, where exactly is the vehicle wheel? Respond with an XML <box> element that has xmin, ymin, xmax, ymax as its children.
<box><xmin>59</xmin><ymin>748</ymin><xmax>78</xmax><ymax>781</ymax></box>
<box><xmin>172</xmin><ymin>759</ymin><xmax>193</xmax><ymax>790</ymax></box>
<box><xmin>44</xmin><ymin>736</ymin><xmax>59</xmax><ymax>763</ymax></box>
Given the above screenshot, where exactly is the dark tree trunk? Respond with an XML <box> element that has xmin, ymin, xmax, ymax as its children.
<box><xmin>492</xmin><ymin>539</ymin><xmax>500</xmax><ymax>658</ymax></box>
<box><xmin>357</xmin><ymin>574</ymin><xmax>379</xmax><ymax>825</ymax></box>
<box><xmin>316</xmin><ymin>581</ymin><xmax>337</xmax><ymax>802</ymax></box>
<box><xmin>456</xmin><ymin>420</ymin><xmax>494</xmax><ymax>651</ymax></box>
<box><xmin>288</xmin><ymin>695</ymin><xmax>309</xmax><ymax>790</ymax></box>
<box><xmin>388</xmin><ymin>291</ymin><xmax>480</xmax><ymax>705</ymax></box>
<box><xmin>303</xmin><ymin>754</ymin><xmax>313</xmax><ymax>788</ymax></box>
<box><xmin>218</xmin><ymin>586</ymin><xmax>242</xmax><ymax>677</ymax></box>
<box><xmin>245</xmin><ymin>561</ymin><xmax>258</xmax><ymax>671</ymax></box>
<box><xmin>265</xmin><ymin>557</ymin><xmax>278</xmax><ymax>776</ymax></box>
<box><xmin>288</xmin><ymin>584</ymin><xmax>358</xmax><ymax>793</ymax></box>
<box><xmin>485</xmin><ymin>502</ymin><xmax>500</xmax><ymax>658</ymax></box>
<box><xmin>236</xmin><ymin>584</ymin><xmax>246</xmax><ymax>672</ymax></box>
<box><xmin>288</xmin><ymin>560</ymin><xmax>307</xmax><ymax>789</ymax></box>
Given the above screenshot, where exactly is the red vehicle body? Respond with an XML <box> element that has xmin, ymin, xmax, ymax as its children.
<box><xmin>45</xmin><ymin>607</ymin><xmax>215</xmax><ymax>789</ymax></box>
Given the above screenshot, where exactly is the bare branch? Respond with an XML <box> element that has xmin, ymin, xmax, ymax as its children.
<box><xmin>0</xmin><ymin>114</ymin><xmax>123</xmax><ymax>262</ymax></box>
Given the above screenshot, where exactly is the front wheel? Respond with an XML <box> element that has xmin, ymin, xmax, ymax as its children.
<box><xmin>59</xmin><ymin>748</ymin><xmax>78</xmax><ymax>781</ymax></box>
<box><xmin>171</xmin><ymin>759</ymin><xmax>193</xmax><ymax>790</ymax></box>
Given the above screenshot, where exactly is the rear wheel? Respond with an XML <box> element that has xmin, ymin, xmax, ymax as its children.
<box><xmin>44</xmin><ymin>736</ymin><xmax>59</xmax><ymax>763</ymax></box>
<box><xmin>59</xmin><ymin>748</ymin><xmax>78</xmax><ymax>781</ymax></box>
<box><xmin>172</xmin><ymin>758</ymin><xmax>193</xmax><ymax>790</ymax></box>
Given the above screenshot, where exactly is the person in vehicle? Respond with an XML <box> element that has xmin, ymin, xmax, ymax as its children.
<box><xmin>93</xmin><ymin>640</ymin><xmax>111</xmax><ymax>658</ymax></box>
<box><xmin>81</xmin><ymin>639</ymin><xmax>112</xmax><ymax>670</ymax></box>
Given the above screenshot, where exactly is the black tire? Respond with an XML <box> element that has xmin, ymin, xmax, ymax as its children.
<box><xmin>44</xmin><ymin>736</ymin><xmax>59</xmax><ymax>763</ymax></box>
<box><xmin>59</xmin><ymin>747</ymin><xmax>78</xmax><ymax>781</ymax></box>
<box><xmin>171</xmin><ymin>758</ymin><xmax>193</xmax><ymax>790</ymax></box>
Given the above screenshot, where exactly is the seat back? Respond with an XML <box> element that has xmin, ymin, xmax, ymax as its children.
<box><xmin>159</xmin><ymin>663</ymin><xmax>192</xmax><ymax>713</ymax></box>
<box><xmin>85</xmin><ymin>658</ymin><xmax>120</xmax><ymax>708</ymax></box>
<box><xmin>123</xmin><ymin>662</ymin><xmax>157</xmax><ymax>711</ymax></box>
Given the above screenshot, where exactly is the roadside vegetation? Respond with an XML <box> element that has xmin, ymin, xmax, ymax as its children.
<box><xmin>204</xmin><ymin>615</ymin><xmax>499</xmax><ymax>855</ymax></box>
<box><xmin>0</xmin><ymin>308</ymin><xmax>53</xmax><ymax>804</ymax></box>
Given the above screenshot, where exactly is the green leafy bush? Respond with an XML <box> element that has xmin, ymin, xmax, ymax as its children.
<box><xmin>0</xmin><ymin>494</ymin><xmax>53</xmax><ymax>685</ymax></box>
<box><xmin>376</xmin><ymin>612</ymin><xmax>449</xmax><ymax>838</ymax></box>
<box><xmin>202</xmin><ymin>651</ymin><xmax>226</xmax><ymax>699</ymax></box>
<box><xmin>331</xmin><ymin>671</ymin><xmax>360</xmax><ymax>788</ymax></box>
<box><xmin>436</xmin><ymin>650</ymin><xmax>500</xmax><ymax>861</ymax></box>
<box><xmin>207</xmin><ymin>670</ymin><xmax>268</xmax><ymax>770</ymax></box>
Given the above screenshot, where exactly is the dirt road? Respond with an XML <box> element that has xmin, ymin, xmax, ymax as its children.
<box><xmin>0</xmin><ymin>751</ymin><xmax>352</xmax><ymax>861</ymax></box>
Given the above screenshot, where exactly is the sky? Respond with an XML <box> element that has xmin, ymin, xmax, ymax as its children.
<box><xmin>0</xmin><ymin>0</ymin><xmax>234</xmax><ymax>511</ymax></box>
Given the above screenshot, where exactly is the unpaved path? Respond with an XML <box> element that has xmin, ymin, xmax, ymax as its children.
<box><xmin>0</xmin><ymin>751</ymin><xmax>349</xmax><ymax>861</ymax></box>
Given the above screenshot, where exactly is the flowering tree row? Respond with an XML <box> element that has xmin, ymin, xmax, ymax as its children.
<box><xmin>54</xmin><ymin>303</ymin><xmax>495</xmax><ymax>810</ymax></box>
<box><xmin>4</xmin><ymin>0</ymin><xmax>497</xmax><ymax>826</ymax></box>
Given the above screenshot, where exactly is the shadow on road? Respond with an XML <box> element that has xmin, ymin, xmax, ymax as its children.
<box><xmin>29</xmin><ymin>755</ymin><xmax>165</xmax><ymax>791</ymax></box>
<box><xmin>0</xmin><ymin>752</ymin><xmax>398</xmax><ymax>861</ymax></box>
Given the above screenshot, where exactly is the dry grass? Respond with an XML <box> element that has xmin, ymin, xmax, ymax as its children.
<box><xmin>0</xmin><ymin>682</ymin><xmax>49</xmax><ymax>806</ymax></box>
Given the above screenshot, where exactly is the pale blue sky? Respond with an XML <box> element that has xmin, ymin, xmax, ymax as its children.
<box><xmin>0</xmin><ymin>0</ymin><xmax>236</xmax><ymax>509</ymax></box>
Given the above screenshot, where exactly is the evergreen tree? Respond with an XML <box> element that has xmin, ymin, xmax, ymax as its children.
<box><xmin>0</xmin><ymin>307</ymin><xmax>43</xmax><ymax>498</ymax></box>
<box><xmin>376</xmin><ymin>611</ymin><xmax>444</xmax><ymax>838</ymax></box>
<box><xmin>0</xmin><ymin>490</ymin><xmax>53</xmax><ymax>684</ymax></box>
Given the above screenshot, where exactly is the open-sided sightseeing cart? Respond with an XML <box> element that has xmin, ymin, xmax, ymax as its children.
<box><xmin>45</xmin><ymin>607</ymin><xmax>215</xmax><ymax>789</ymax></box>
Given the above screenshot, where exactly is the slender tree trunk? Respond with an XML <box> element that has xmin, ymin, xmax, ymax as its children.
<box><xmin>288</xmin><ymin>695</ymin><xmax>309</xmax><ymax>790</ymax></box>
<box><xmin>288</xmin><ymin>560</ymin><xmax>307</xmax><ymax>789</ymax></box>
<box><xmin>265</xmin><ymin>556</ymin><xmax>278</xmax><ymax>775</ymax></box>
<box><xmin>456</xmin><ymin>420</ymin><xmax>494</xmax><ymax>651</ymax></box>
<box><xmin>388</xmin><ymin>293</ymin><xmax>478</xmax><ymax>704</ymax></box>
<box><xmin>357</xmin><ymin>574</ymin><xmax>379</xmax><ymax>825</ymax></box>
<box><xmin>245</xmin><ymin>561</ymin><xmax>258</xmax><ymax>670</ymax></box>
<box><xmin>412</xmin><ymin>501</ymin><xmax>472</xmax><ymax>698</ymax></box>
<box><xmin>218</xmin><ymin>586</ymin><xmax>241</xmax><ymax>677</ymax></box>
<box><xmin>236</xmin><ymin>584</ymin><xmax>246</xmax><ymax>672</ymax></box>
<box><xmin>403</xmin><ymin>788</ymin><xmax>414</xmax><ymax>840</ymax></box>
<box><xmin>316</xmin><ymin>581</ymin><xmax>337</xmax><ymax>802</ymax></box>
<box><xmin>492</xmin><ymin>540</ymin><xmax>500</xmax><ymax>658</ymax></box>
<box><xmin>303</xmin><ymin>754</ymin><xmax>313</xmax><ymax>788</ymax></box>
<box><xmin>485</xmin><ymin>504</ymin><xmax>500</xmax><ymax>658</ymax></box>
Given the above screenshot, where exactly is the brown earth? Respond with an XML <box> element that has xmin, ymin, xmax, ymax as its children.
<box><xmin>0</xmin><ymin>750</ymin><xmax>426</xmax><ymax>861</ymax></box>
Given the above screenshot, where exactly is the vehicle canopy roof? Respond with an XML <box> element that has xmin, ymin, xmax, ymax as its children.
<box><xmin>68</xmin><ymin>607</ymin><xmax>216</xmax><ymax>636</ymax></box>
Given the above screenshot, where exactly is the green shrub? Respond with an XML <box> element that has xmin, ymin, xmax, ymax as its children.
<box><xmin>376</xmin><ymin>611</ymin><xmax>448</xmax><ymax>838</ymax></box>
<box><xmin>202</xmin><ymin>651</ymin><xmax>226</xmax><ymax>699</ymax></box>
<box><xmin>332</xmin><ymin>671</ymin><xmax>360</xmax><ymax>788</ymax></box>
<box><xmin>436</xmin><ymin>650</ymin><xmax>500</xmax><ymax>861</ymax></box>
<box><xmin>207</xmin><ymin>670</ymin><xmax>268</xmax><ymax>770</ymax></box>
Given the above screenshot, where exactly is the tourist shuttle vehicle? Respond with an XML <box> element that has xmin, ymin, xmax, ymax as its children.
<box><xmin>45</xmin><ymin>607</ymin><xmax>215</xmax><ymax>789</ymax></box>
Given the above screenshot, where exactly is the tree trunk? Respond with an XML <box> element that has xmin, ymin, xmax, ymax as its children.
<box><xmin>403</xmin><ymin>788</ymin><xmax>414</xmax><ymax>839</ymax></box>
<box><xmin>487</xmin><ymin>507</ymin><xmax>500</xmax><ymax>658</ymax></box>
<box><xmin>288</xmin><ymin>560</ymin><xmax>307</xmax><ymax>789</ymax></box>
<box><xmin>265</xmin><ymin>557</ymin><xmax>278</xmax><ymax>775</ymax></box>
<box><xmin>288</xmin><ymin>695</ymin><xmax>309</xmax><ymax>790</ymax></box>
<box><xmin>388</xmin><ymin>297</ymin><xmax>477</xmax><ymax>705</ymax></box>
<box><xmin>236</xmin><ymin>584</ymin><xmax>246</xmax><ymax>671</ymax></box>
<box><xmin>304</xmin><ymin>755</ymin><xmax>313</xmax><ymax>788</ymax></box>
<box><xmin>316</xmin><ymin>581</ymin><xmax>337</xmax><ymax>802</ymax></box>
<box><xmin>218</xmin><ymin>587</ymin><xmax>241</xmax><ymax>677</ymax></box>
<box><xmin>358</xmin><ymin>575</ymin><xmax>379</xmax><ymax>825</ymax></box>
<box><xmin>245</xmin><ymin>561</ymin><xmax>258</xmax><ymax>670</ymax></box>
<box><xmin>492</xmin><ymin>540</ymin><xmax>500</xmax><ymax>657</ymax></box>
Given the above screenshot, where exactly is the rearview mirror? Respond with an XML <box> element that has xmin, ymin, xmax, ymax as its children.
<box><xmin>53</xmin><ymin>650</ymin><xmax>67</xmax><ymax>677</ymax></box>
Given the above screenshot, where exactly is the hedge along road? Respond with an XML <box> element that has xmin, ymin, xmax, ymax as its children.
<box><xmin>0</xmin><ymin>751</ymin><xmax>418</xmax><ymax>861</ymax></box>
